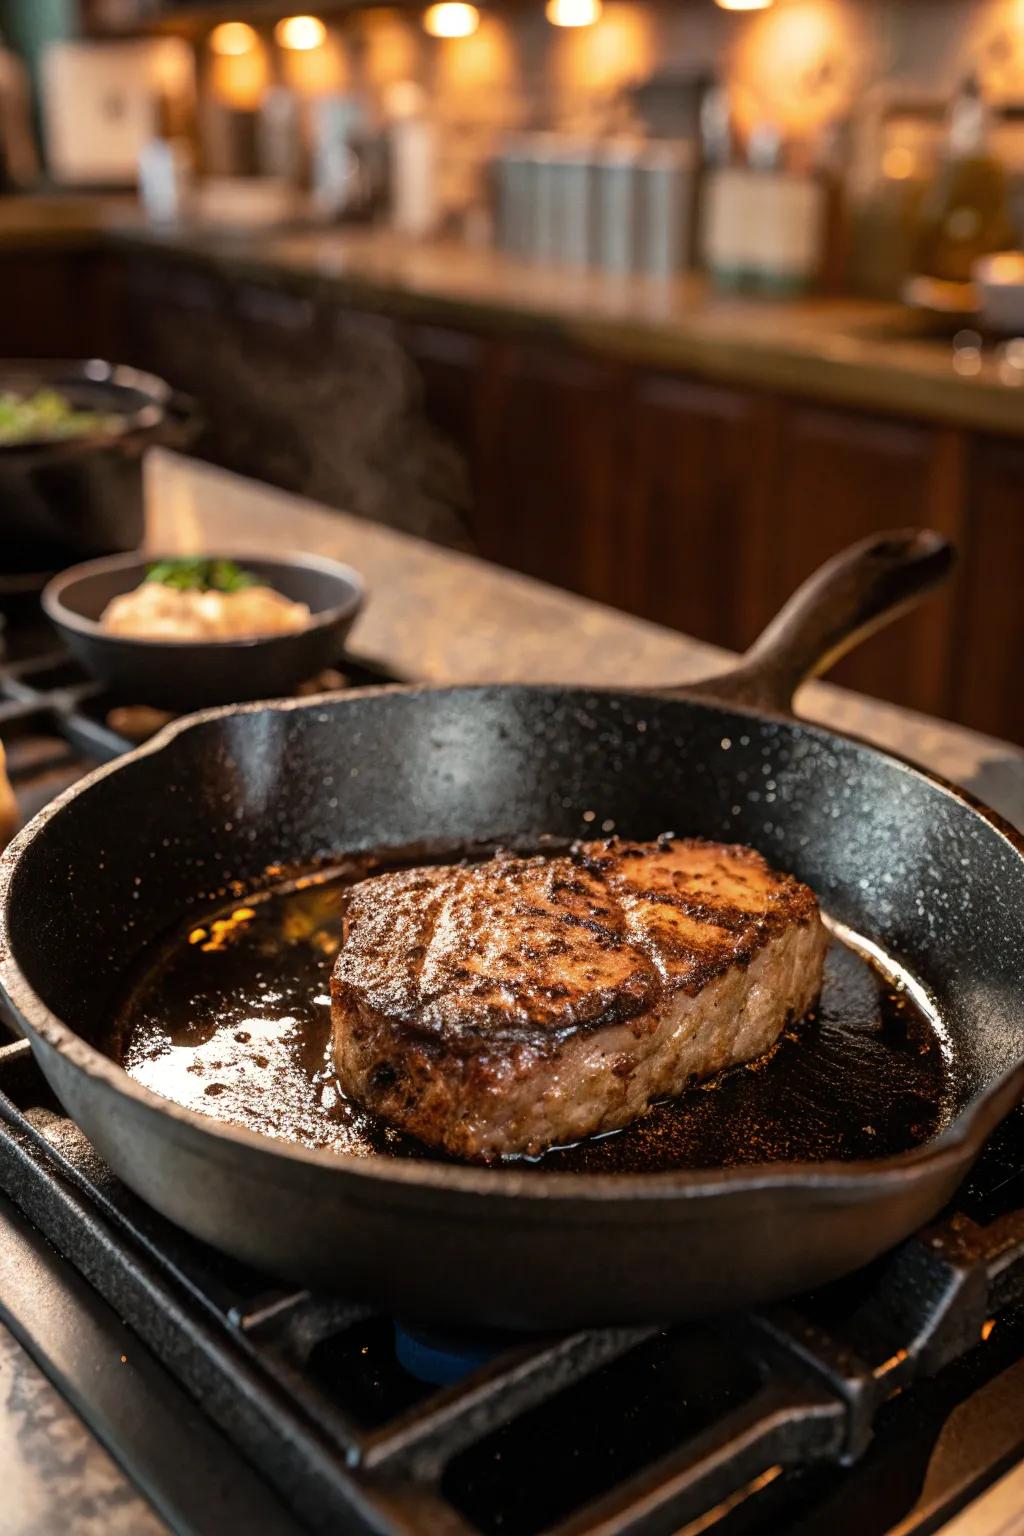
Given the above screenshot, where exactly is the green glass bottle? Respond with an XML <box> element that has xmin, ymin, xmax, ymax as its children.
<box><xmin>914</xmin><ymin>75</ymin><xmax>1015</xmax><ymax>284</ymax></box>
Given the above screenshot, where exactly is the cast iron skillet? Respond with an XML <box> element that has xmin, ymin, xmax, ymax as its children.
<box><xmin>1</xmin><ymin>529</ymin><xmax>1023</xmax><ymax>1330</ymax></box>
<box><xmin>43</xmin><ymin>549</ymin><xmax>365</xmax><ymax>709</ymax></box>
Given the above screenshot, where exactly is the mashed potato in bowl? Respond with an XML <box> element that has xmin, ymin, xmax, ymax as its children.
<box><xmin>101</xmin><ymin>559</ymin><xmax>311</xmax><ymax>642</ymax></box>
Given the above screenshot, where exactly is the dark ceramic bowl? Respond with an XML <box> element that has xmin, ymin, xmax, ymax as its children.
<box><xmin>43</xmin><ymin>550</ymin><xmax>365</xmax><ymax>710</ymax></box>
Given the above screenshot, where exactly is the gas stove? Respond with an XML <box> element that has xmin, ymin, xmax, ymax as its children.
<box><xmin>2</xmin><ymin>615</ymin><xmax>1024</xmax><ymax>1536</ymax></box>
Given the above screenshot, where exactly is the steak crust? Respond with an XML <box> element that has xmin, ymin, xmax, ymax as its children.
<box><xmin>331</xmin><ymin>838</ymin><xmax>828</xmax><ymax>1160</ymax></box>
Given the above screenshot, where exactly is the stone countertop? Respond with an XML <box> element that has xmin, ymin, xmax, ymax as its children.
<box><xmin>0</xmin><ymin>1185</ymin><xmax>170</xmax><ymax>1536</ymax></box>
<box><xmin>0</xmin><ymin>193</ymin><xmax>141</xmax><ymax>250</ymax></box>
<box><xmin>0</xmin><ymin>1169</ymin><xmax>303</xmax><ymax>1535</ymax></box>
<box><xmin>3</xmin><ymin>192</ymin><xmax>1022</xmax><ymax>435</ymax></box>
<box><xmin>0</xmin><ymin>1318</ymin><xmax>168</xmax><ymax>1536</ymax></box>
<box><xmin>120</xmin><ymin>221</ymin><xmax>1024</xmax><ymax>439</ymax></box>
<box><xmin>145</xmin><ymin>450</ymin><xmax>1024</xmax><ymax>831</ymax></box>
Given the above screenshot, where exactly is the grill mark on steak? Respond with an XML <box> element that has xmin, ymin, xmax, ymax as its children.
<box><xmin>332</xmin><ymin>837</ymin><xmax>828</xmax><ymax>1159</ymax></box>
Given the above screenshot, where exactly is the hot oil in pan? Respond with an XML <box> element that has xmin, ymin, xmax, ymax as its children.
<box><xmin>114</xmin><ymin>858</ymin><xmax>951</xmax><ymax>1172</ymax></box>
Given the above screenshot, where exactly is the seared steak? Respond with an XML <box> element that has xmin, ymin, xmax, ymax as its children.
<box><xmin>331</xmin><ymin>838</ymin><xmax>828</xmax><ymax>1160</ymax></box>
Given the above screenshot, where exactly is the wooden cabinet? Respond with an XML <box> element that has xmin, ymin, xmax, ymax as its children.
<box><xmin>123</xmin><ymin>256</ymin><xmax>318</xmax><ymax>493</ymax></box>
<box><xmin>121</xmin><ymin>251</ymin><xmax>234</xmax><ymax>450</ymax></box>
<box><xmin>611</xmin><ymin>382</ymin><xmax>977</xmax><ymax>722</ymax></box>
<box><xmin>0</xmin><ymin>250</ymin><xmax>121</xmax><ymax>360</ymax></box>
<box><xmin>622</xmin><ymin>375</ymin><xmax>774</xmax><ymax>649</ymax></box>
<box><xmin>108</xmin><ymin>246</ymin><xmax>1019</xmax><ymax>740</ymax></box>
<box><xmin>120</xmin><ymin>256</ymin><xmax>474</xmax><ymax>546</ymax></box>
<box><xmin>401</xmin><ymin>321</ymin><xmax>486</xmax><ymax>551</ymax></box>
<box><xmin>473</xmin><ymin>339</ymin><xmax>625</xmax><ymax>604</ymax></box>
<box><xmin>951</xmin><ymin>437</ymin><xmax>1024</xmax><ymax>742</ymax></box>
<box><xmin>751</xmin><ymin>404</ymin><xmax>966</xmax><ymax>714</ymax></box>
<box><xmin>402</xmin><ymin>323</ymin><xmax>484</xmax><ymax>480</ymax></box>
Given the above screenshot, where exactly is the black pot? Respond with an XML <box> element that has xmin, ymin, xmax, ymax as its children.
<box><xmin>0</xmin><ymin>359</ymin><xmax>199</xmax><ymax>586</ymax></box>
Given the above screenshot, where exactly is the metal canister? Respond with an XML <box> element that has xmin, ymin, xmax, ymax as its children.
<box><xmin>556</xmin><ymin>137</ymin><xmax>598</xmax><ymax>268</ymax></box>
<box><xmin>597</xmin><ymin>139</ymin><xmax>643</xmax><ymax>275</ymax></box>
<box><xmin>495</xmin><ymin>136</ymin><xmax>535</xmax><ymax>258</ymax></box>
<box><xmin>530</xmin><ymin>133</ymin><xmax>562</xmax><ymax>265</ymax></box>
<box><xmin>636</xmin><ymin>140</ymin><xmax>695</xmax><ymax>278</ymax></box>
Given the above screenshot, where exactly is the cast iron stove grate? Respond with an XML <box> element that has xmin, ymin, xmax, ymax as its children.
<box><xmin>2</xmin><ymin>1048</ymin><xmax>1024</xmax><ymax>1536</ymax></box>
<box><xmin>0</xmin><ymin>631</ymin><xmax>400</xmax><ymax>824</ymax></box>
<box><xmin>3</xmin><ymin>635</ymin><xmax>1024</xmax><ymax>1536</ymax></box>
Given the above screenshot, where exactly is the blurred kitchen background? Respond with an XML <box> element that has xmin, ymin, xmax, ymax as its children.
<box><xmin>0</xmin><ymin>0</ymin><xmax>1021</xmax><ymax>742</ymax></box>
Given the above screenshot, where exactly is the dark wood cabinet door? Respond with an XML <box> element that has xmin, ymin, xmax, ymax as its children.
<box><xmin>753</xmin><ymin>404</ymin><xmax>966</xmax><ymax>715</ymax></box>
<box><xmin>0</xmin><ymin>251</ymin><xmax>122</xmax><ymax>360</ymax></box>
<box><xmin>123</xmin><ymin>258</ymin><xmax>321</xmax><ymax>492</ymax></box>
<box><xmin>951</xmin><ymin>436</ymin><xmax>1024</xmax><ymax>743</ymax></box>
<box><xmin>401</xmin><ymin>321</ymin><xmax>486</xmax><ymax>549</ymax></box>
<box><xmin>622</xmin><ymin>374</ymin><xmax>772</xmax><ymax>649</ymax></box>
<box><xmin>475</xmin><ymin>339</ymin><xmax>625</xmax><ymax>603</ymax></box>
<box><xmin>403</xmin><ymin>324</ymin><xmax>483</xmax><ymax>462</ymax></box>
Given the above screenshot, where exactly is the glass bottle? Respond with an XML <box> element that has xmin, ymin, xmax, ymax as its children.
<box><xmin>913</xmin><ymin>74</ymin><xmax>1015</xmax><ymax>284</ymax></box>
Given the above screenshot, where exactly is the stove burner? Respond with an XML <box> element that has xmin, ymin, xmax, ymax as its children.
<box><xmin>3</xmin><ymin>1032</ymin><xmax>1024</xmax><ymax>1536</ymax></box>
<box><xmin>393</xmin><ymin>1322</ymin><xmax>513</xmax><ymax>1386</ymax></box>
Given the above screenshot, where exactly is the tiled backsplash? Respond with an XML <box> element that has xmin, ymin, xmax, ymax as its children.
<box><xmin>194</xmin><ymin>1</ymin><xmax>1024</xmax><ymax>206</ymax></box>
<box><xmin>202</xmin><ymin>2</ymin><xmax>1024</xmax><ymax>124</ymax></box>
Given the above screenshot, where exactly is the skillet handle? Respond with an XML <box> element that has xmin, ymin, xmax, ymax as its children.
<box><xmin>685</xmin><ymin>528</ymin><xmax>955</xmax><ymax>715</ymax></box>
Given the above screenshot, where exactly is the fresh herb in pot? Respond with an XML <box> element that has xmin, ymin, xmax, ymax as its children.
<box><xmin>144</xmin><ymin>558</ymin><xmax>261</xmax><ymax>594</ymax></box>
<box><xmin>0</xmin><ymin>389</ymin><xmax>123</xmax><ymax>445</ymax></box>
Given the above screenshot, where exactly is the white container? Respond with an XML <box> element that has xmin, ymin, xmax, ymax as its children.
<box><xmin>390</xmin><ymin>115</ymin><xmax>439</xmax><ymax>238</ymax></box>
<box><xmin>138</xmin><ymin>137</ymin><xmax>194</xmax><ymax>225</ymax></box>
<box><xmin>702</xmin><ymin>165</ymin><xmax>754</xmax><ymax>287</ymax></box>
<box><xmin>42</xmin><ymin>37</ymin><xmax>195</xmax><ymax>187</ymax></box>
<box><xmin>703</xmin><ymin>166</ymin><xmax>824</xmax><ymax>293</ymax></box>
<box><xmin>749</xmin><ymin>171</ymin><xmax>825</xmax><ymax>293</ymax></box>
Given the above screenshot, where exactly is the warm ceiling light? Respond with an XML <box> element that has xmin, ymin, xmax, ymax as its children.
<box><xmin>275</xmin><ymin>15</ymin><xmax>327</xmax><ymax>50</ymax></box>
<box><xmin>714</xmin><ymin>0</ymin><xmax>774</xmax><ymax>9</ymax></box>
<box><xmin>208</xmin><ymin>21</ymin><xmax>258</xmax><ymax>55</ymax></box>
<box><xmin>423</xmin><ymin>3</ymin><xmax>480</xmax><ymax>39</ymax></box>
<box><xmin>546</xmin><ymin>0</ymin><xmax>602</xmax><ymax>24</ymax></box>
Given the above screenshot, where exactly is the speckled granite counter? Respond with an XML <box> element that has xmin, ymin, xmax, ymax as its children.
<box><xmin>0</xmin><ymin>1318</ymin><xmax>167</xmax><ymax>1536</ymax></box>
<box><xmin>0</xmin><ymin>1176</ymin><xmax>301</xmax><ymax>1534</ymax></box>
<box><xmin>2</xmin><ymin>192</ymin><xmax>1021</xmax><ymax>434</ymax></box>
<box><xmin>145</xmin><ymin>450</ymin><xmax>1024</xmax><ymax>831</ymax></box>
<box><xmin>119</xmin><ymin>222</ymin><xmax>1024</xmax><ymax>439</ymax></box>
<box><xmin>0</xmin><ymin>1191</ymin><xmax>169</xmax><ymax>1536</ymax></box>
<box><xmin>0</xmin><ymin>193</ymin><xmax>140</xmax><ymax>250</ymax></box>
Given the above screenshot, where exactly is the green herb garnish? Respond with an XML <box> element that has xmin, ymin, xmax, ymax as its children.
<box><xmin>0</xmin><ymin>389</ymin><xmax>122</xmax><ymax>445</ymax></box>
<box><xmin>144</xmin><ymin>558</ymin><xmax>260</xmax><ymax>594</ymax></box>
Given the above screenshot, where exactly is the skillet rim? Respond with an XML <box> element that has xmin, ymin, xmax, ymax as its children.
<box><xmin>1</xmin><ymin>681</ymin><xmax>1022</xmax><ymax>1204</ymax></box>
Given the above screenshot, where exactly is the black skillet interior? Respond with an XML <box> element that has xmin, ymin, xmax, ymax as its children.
<box><xmin>7</xmin><ymin>681</ymin><xmax>1024</xmax><ymax>1166</ymax></box>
